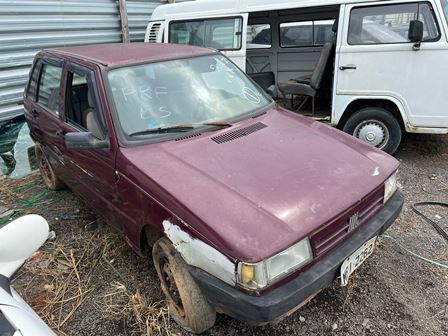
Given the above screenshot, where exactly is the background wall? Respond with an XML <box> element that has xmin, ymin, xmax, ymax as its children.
<box><xmin>0</xmin><ymin>0</ymin><xmax>191</xmax><ymax>122</ymax></box>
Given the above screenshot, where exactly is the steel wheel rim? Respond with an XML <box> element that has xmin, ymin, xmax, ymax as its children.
<box><xmin>159</xmin><ymin>257</ymin><xmax>185</xmax><ymax>317</ymax></box>
<box><xmin>38</xmin><ymin>151</ymin><xmax>53</xmax><ymax>186</ymax></box>
<box><xmin>353</xmin><ymin>119</ymin><xmax>390</xmax><ymax>149</ymax></box>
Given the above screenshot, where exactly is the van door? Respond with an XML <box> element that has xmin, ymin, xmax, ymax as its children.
<box><xmin>336</xmin><ymin>0</ymin><xmax>448</xmax><ymax>128</ymax></box>
<box><xmin>166</xmin><ymin>14</ymin><xmax>248</xmax><ymax>70</ymax></box>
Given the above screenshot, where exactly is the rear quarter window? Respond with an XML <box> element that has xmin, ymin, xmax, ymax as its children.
<box><xmin>26</xmin><ymin>61</ymin><xmax>40</xmax><ymax>100</ymax></box>
<box><xmin>37</xmin><ymin>63</ymin><xmax>63</xmax><ymax>115</ymax></box>
<box><xmin>442</xmin><ymin>0</ymin><xmax>448</xmax><ymax>24</ymax></box>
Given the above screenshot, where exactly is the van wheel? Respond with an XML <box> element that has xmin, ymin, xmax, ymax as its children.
<box><xmin>343</xmin><ymin>108</ymin><xmax>402</xmax><ymax>154</ymax></box>
<box><xmin>152</xmin><ymin>237</ymin><xmax>216</xmax><ymax>334</ymax></box>
<box><xmin>35</xmin><ymin>143</ymin><xmax>65</xmax><ymax>190</ymax></box>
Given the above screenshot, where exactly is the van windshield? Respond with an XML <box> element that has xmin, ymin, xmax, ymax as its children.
<box><xmin>107</xmin><ymin>55</ymin><xmax>271</xmax><ymax>139</ymax></box>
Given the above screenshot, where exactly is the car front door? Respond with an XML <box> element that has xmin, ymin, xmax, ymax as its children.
<box><xmin>59</xmin><ymin>62</ymin><xmax>121</xmax><ymax>230</ymax></box>
<box><xmin>336</xmin><ymin>0</ymin><xmax>448</xmax><ymax>128</ymax></box>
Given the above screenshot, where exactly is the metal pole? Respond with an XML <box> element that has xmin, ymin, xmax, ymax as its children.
<box><xmin>119</xmin><ymin>0</ymin><xmax>130</xmax><ymax>43</ymax></box>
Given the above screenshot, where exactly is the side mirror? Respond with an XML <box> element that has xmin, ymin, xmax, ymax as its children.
<box><xmin>0</xmin><ymin>215</ymin><xmax>49</xmax><ymax>278</ymax></box>
<box><xmin>65</xmin><ymin>132</ymin><xmax>109</xmax><ymax>150</ymax></box>
<box><xmin>408</xmin><ymin>20</ymin><xmax>423</xmax><ymax>44</ymax></box>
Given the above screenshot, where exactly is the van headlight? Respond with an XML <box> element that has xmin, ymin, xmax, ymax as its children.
<box><xmin>237</xmin><ymin>238</ymin><xmax>313</xmax><ymax>290</ymax></box>
<box><xmin>384</xmin><ymin>172</ymin><xmax>398</xmax><ymax>204</ymax></box>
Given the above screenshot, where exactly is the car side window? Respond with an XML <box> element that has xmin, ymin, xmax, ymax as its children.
<box><xmin>65</xmin><ymin>69</ymin><xmax>105</xmax><ymax>140</ymax></box>
<box><xmin>26</xmin><ymin>61</ymin><xmax>40</xmax><ymax>100</ymax></box>
<box><xmin>348</xmin><ymin>2</ymin><xmax>440</xmax><ymax>45</ymax></box>
<box><xmin>37</xmin><ymin>63</ymin><xmax>63</xmax><ymax>115</ymax></box>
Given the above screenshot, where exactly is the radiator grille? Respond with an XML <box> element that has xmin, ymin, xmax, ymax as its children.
<box><xmin>310</xmin><ymin>186</ymin><xmax>385</xmax><ymax>257</ymax></box>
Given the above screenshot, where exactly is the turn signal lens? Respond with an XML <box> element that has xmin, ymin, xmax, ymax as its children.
<box><xmin>241</xmin><ymin>264</ymin><xmax>255</xmax><ymax>284</ymax></box>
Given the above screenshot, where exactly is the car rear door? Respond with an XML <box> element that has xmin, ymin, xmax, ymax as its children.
<box><xmin>59</xmin><ymin>62</ymin><xmax>121</xmax><ymax>230</ymax></box>
<box><xmin>29</xmin><ymin>57</ymin><xmax>67</xmax><ymax>180</ymax></box>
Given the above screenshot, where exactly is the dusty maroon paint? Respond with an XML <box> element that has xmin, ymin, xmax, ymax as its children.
<box><xmin>24</xmin><ymin>43</ymin><xmax>399</xmax><ymax>267</ymax></box>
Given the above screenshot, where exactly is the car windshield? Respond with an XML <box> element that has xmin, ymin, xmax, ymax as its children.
<box><xmin>107</xmin><ymin>54</ymin><xmax>271</xmax><ymax>138</ymax></box>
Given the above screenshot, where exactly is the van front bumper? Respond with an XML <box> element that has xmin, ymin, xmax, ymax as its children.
<box><xmin>189</xmin><ymin>191</ymin><xmax>404</xmax><ymax>324</ymax></box>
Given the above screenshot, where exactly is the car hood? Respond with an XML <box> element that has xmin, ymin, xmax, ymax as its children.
<box><xmin>120</xmin><ymin>107</ymin><xmax>399</xmax><ymax>261</ymax></box>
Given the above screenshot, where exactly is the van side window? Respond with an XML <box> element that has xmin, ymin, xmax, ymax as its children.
<box><xmin>37</xmin><ymin>63</ymin><xmax>63</xmax><ymax>115</ymax></box>
<box><xmin>169</xmin><ymin>17</ymin><xmax>243</xmax><ymax>50</ymax></box>
<box><xmin>441</xmin><ymin>0</ymin><xmax>448</xmax><ymax>24</ymax></box>
<box><xmin>247</xmin><ymin>24</ymin><xmax>272</xmax><ymax>49</ymax></box>
<box><xmin>280</xmin><ymin>20</ymin><xmax>335</xmax><ymax>47</ymax></box>
<box><xmin>348</xmin><ymin>2</ymin><xmax>440</xmax><ymax>45</ymax></box>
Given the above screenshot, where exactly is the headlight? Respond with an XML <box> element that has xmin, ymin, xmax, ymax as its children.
<box><xmin>384</xmin><ymin>172</ymin><xmax>398</xmax><ymax>204</ymax></box>
<box><xmin>237</xmin><ymin>238</ymin><xmax>313</xmax><ymax>290</ymax></box>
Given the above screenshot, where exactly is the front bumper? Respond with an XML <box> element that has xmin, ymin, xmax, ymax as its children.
<box><xmin>190</xmin><ymin>191</ymin><xmax>404</xmax><ymax>324</ymax></box>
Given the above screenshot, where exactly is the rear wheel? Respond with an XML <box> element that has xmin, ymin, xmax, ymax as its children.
<box><xmin>343</xmin><ymin>107</ymin><xmax>402</xmax><ymax>154</ymax></box>
<box><xmin>35</xmin><ymin>143</ymin><xmax>65</xmax><ymax>190</ymax></box>
<box><xmin>152</xmin><ymin>237</ymin><xmax>216</xmax><ymax>334</ymax></box>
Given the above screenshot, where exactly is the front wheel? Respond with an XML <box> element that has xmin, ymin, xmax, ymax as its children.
<box><xmin>152</xmin><ymin>237</ymin><xmax>216</xmax><ymax>334</ymax></box>
<box><xmin>343</xmin><ymin>108</ymin><xmax>402</xmax><ymax>154</ymax></box>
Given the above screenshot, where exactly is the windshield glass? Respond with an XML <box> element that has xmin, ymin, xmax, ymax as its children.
<box><xmin>107</xmin><ymin>55</ymin><xmax>271</xmax><ymax>139</ymax></box>
<box><xmin>442</xmin><ymin>0</ymin><xmax>448</xmax><ymax>24</ymax></box>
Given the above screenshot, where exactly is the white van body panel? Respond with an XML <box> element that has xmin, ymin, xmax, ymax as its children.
<box><xmin>335</xmin><ymin>0</ymin><xmax>448</xmax><ymax>129</ymax></box>
<box><xmin>146</xmin><ymin>0</ymin><xmax>448</xmax><ymax>135</ymax></box>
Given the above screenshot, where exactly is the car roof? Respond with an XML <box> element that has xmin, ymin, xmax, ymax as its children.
<box><xmin>46</xmin><ymin>43</ymin><xmax>216</xmax><ymax>67</ymax></box>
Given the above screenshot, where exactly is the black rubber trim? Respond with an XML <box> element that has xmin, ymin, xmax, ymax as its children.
<box><xmin>190</xmin><ymin>191</ymin><xmax>404</xmax><ymax>324</ymax></box>
<box><xmin>0</xmin><ymin>275</ymin><xmax>12</xmax><ymax>296</ymax></box>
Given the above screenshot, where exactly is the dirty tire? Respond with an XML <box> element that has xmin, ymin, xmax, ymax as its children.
<box><xmin>152</xmin><ymin>237</ymin><xmax>216</xmax><ymax>334</ymax></box>
<box><xmin>35</xmin><ymin>143</ymin><xmax>66</xmax><ymax>190</ymax></box>
<box><xmin>343</xmin><ymin>107</ymin><xmax>402</xmax><ymax>155</ymax></box>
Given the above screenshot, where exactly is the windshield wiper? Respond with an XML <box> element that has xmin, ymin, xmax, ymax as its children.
<box><xmin>203</xmin><ymin>122</ymin><xmax>232</xmax><ymax>128</ymax></box>
<box><xmin>128</xmin><ymin>125</ymin><xmax>195</xmax><ymax>137</ymax></box>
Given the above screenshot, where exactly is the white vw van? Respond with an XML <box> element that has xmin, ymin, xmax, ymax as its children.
<box><xmin>145</xmin><ymin>0</ymin><xmax>448</xmax><ymax>154</ymax></box>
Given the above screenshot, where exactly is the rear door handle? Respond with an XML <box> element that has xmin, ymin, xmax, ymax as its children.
<box><xmin>55</xmin><ymin>130</ymin><xmax>66</xmax><ymax>138</ymax></box>
<box><xmin>31</xmin><ymin>109</ymin><xmax>38</xmax><ymax>118</ymax></box>
<box><xmin>339</xmin><ymin>65</ymin><xmax>357</xmax><ymax>71</ymax></box>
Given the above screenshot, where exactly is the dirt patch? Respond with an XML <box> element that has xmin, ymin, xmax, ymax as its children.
<box><xmin>1</xmin><ymin>133</ymin><xmax>447</xmax><ymax>336</ymax></box>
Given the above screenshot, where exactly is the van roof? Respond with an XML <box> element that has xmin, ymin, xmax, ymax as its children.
<box><xmin>151</xmin><ymin>0</ymin><xmax>389</xmax><ymax>21</ymax></box>
<box><xmin>46</xmin><ymin>43</ymin><xmax>216</xmax><ymax>67</ymax></box>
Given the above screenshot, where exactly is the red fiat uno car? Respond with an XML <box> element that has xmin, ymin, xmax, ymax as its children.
<box><xmin>24</xmin><ymin>43</ymin><xmax>403</xmax><ymax>333</ymax></box>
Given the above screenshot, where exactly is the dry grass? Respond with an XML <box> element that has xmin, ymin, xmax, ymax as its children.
<box><xmin>3</xmin><ymin>173</ymin><xmax>173</xmax><ymax>336</ymax></box>
<box><xmin>100</xmin><ymin>282</ymin><xmax>172</xmax><ymax>336</ymax></box>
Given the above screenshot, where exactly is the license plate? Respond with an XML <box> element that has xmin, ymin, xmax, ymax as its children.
<box><xmin>340</xmin><ymin>236</ymin><xmax>376</xmax><ymax>287</ymax></box>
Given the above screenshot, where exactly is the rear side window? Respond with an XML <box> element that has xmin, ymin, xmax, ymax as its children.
<box><xmin>442</xmin><ymin>0</ymin><xmax>448</xmax><ymax>24</ymax></box>
<box><xmin>247</xmin><ymin>24</ymin><xmax>272</xmax><ymax>49</ymax></box>
<box><xmin>37</xmin><ymin>63</ymin><xmax>63</xmax><ymax>115</ymax></box>
<box><xmin>348</xmin><ymin>2</ymin><xmax>440</xmax><ymax>45</ymax></box>
<box><xmin>279</xmin><ymin>20</ymin><xmax>335</xmax><ymax>47</ymax></box>
<box><xmin>26</xmin><ymin>61</ymin><xmax>40</xmax><ymax>100</ymax></box>
<box><xmin>169</xmin><ymin>17</ymin><xmax>243</xmax><ymax>50</ymax></box>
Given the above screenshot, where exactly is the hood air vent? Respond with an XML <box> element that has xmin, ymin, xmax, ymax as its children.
<box><xmin>211</xmin><ymin>122</ymin><xmax>267</xmax><ymax>144</ymax></box>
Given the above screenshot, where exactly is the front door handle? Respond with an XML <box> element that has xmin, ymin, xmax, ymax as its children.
<box><xmin>31</xmin><ymin>109</ymin><xmax>38</xmax><ymax>118</ymax></box>
<box><xmin>339</xmin><ymin>65</ymin><xmax>357</xmax><ymax>71</ymax></box>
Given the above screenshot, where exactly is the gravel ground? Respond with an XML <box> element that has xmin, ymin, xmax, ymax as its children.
<box><xmin>1</xmin><ymin>133</ymin><xmax>447</xmax><ymax>336</ymax></box>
